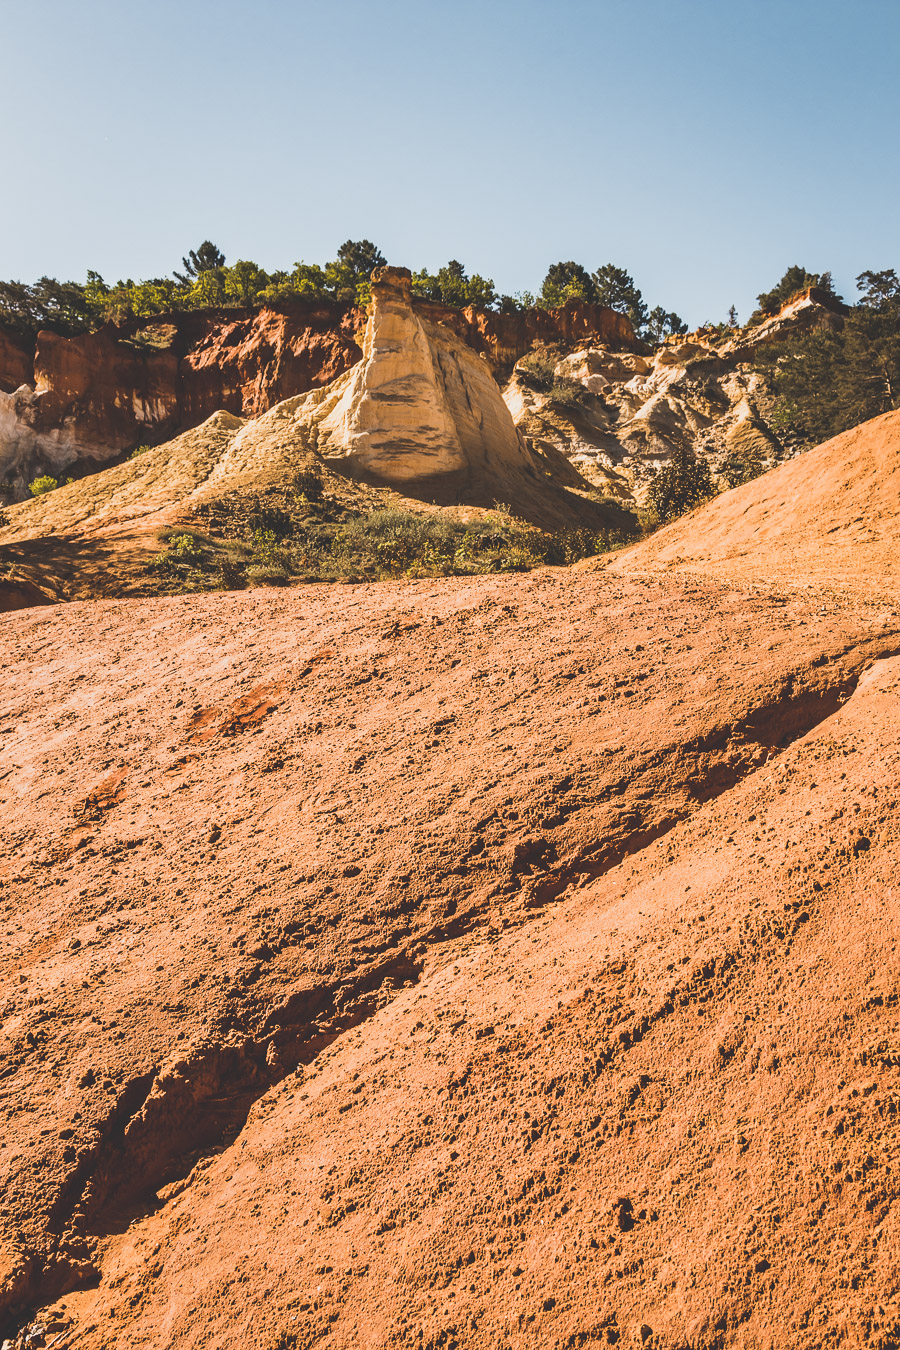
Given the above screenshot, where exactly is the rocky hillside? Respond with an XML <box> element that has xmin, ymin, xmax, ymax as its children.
<box><xmin>0</xmin><ymin>304</ymin><xmax>364</xmax><ymax>496</ymax></box>
<box><xmin>0</xmin><ymin>268</ymin><xmax>633</xmax><ymax>607</ymax></box>
<box><xmin>0</xmin><ymin>293</ymin><xmax>635</xmax><ymax>501</ymax></box>
<box><xmin>2</xmin><ymin>410</ymin><xmax>900</xmax><ymax>1348</ymax></box>
<box><xmin>503</xmin><ymin>287</ymin><xmax>846</xmax><ymax>501</ymax></box>
<box><xmin>0</xmin><ymin>277</ymin><xmax>845</xmax><ymax>513</ymax></box>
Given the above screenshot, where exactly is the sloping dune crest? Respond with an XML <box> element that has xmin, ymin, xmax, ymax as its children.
<box><xmin>608</xmin><ymin>408</ymin><xmax>900</xmax><ymax>592</ymax></box>
<box><xmin>1</xmin><ymin>408</ymin><xmax>900</xmax><ymax>1349</ymax></box>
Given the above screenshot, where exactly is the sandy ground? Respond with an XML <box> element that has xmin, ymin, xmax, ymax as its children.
<box><xmin>2</xmin><ymin>411</ymin><xmax>900</xmax><ymax>1348</ymax></box>
<box><xmin>603</xmin><ymin>409</ymin><xmax>900</xmax><ymax>598</ymax></box>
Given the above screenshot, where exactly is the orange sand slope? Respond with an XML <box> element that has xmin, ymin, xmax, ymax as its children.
<box><xmin>2</xmin><ymin>408</ymin><xmax>900</xmax><ymax>1348</ymax></box>
<box><xmin>608</xmin><ymin>407</ymin><xmax>900</xmax><ymax>593</ymax></box>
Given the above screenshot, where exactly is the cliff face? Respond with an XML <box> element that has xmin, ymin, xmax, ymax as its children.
<box><xmin>0</xmin><ymin>294</ymin><xmax>637</xmax><ymax>499</ymax></box>
<box><xmin>416</xmin><ymin>296</ymin><xmax>640</xmax><ymax>379</ymax></box>
<box><xmin>0</xmin><ymin>304</ymin><xmax>363</xmax><ymax>497</ymax></box>
<box><xmin>232</xmin><ymin>268</ymin><xmax>614</xmax><ymax>529</ymax></box>
<box><xmin>0</xmin><ymin>271</ymin><xmax>624</xmax><ymax>605</ymax></box>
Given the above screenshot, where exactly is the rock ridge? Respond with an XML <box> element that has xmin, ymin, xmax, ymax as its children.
<box><xmin>0</xmin><ymin>293</ymin><xmax>637</xmax><ymax>499</ymax></box>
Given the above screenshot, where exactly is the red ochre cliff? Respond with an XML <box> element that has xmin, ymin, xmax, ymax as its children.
<box><xmin>0</xmin><ymin>297</ymin><xmax>637</xmax><ymax>496</ymax></box>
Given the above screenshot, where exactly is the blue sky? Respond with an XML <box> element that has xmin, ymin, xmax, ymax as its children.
<box><xmin>2</xmin><ymin>0</ymin><xmax>898</xmax><ymax>325</ymax></box>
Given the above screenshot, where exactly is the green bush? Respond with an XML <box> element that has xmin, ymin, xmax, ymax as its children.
<box><xmin>647</xmin><ymin>446</ymin><xmax>716</xmax><ymax>524</ymax></box>
<box><xmin>29</xmin><ymin>475</ymin><xmax>58</xmax><ymax>496</ymax></box>
<box><xmin>143</xmin><ymin>501</ymin><xmax>640</xmax><ymax>595</ymax></box>
<box><xmin>148</xmin><ymin>533</ymin><xmax>206</xmax><ymax>575</ymax></box>
<box><xmin>249</xmin><ymin>527</ymin><xmax>283</xmax><ymax>565</ymax></box>
<box><xmin>518</xmin><ymin>348</ymin><xmax>558</xmax><ymax>392</ymax></box>
<box><xmin>245</xmin><ymin>563</ymin><xmax>289</xmax><ymax>583</ymax></box>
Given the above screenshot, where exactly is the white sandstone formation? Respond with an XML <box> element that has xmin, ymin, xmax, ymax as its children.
<box><xmin>501</xmin><ymin>295</ymin><xmax>840</xmax><ymax>503</ymax></box>
<box><xmin>291</xmin><ymin>267</ymin><xmax>540</xmax><ymax>486</ymax></box>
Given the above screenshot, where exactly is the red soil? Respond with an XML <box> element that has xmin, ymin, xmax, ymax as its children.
<box><xmin>607</xmin><ymin>409</ymin><xmax>900</xmax><ymax>596</ymax></box>
<box><xmin>2</xmin><ymin>411</ymin><xmax>900</xmax><ymax>1349</ymax></box>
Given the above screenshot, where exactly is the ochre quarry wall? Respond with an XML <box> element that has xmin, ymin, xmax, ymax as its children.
<box><xmin>0</xmin><ymin>294</ymin><xmax>637</xmax><ymax>497</ymax></box>
<box><xmin>298</xmin><ymin>267</ymin><xmax>540</xmax><ymax>483</ymax></box>
<box><xmin>0</xmin><ymin>329</ymin><xmax>31</xmax><ymax>393</ymax></box>
<box><xmin>417</xmin><ymin>294</ymin><xmax>640</xmax><ymax>379</ymax></box>
<box><xmin>0</xmin><ymin>304</ymin><xmax>364</xmax><ymax>495</ymax></box>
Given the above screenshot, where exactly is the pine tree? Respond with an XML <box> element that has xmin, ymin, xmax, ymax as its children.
<box><xmin>540</xmin><ymin>261</ymin><xmax>595</xmax><ymax>308</ymax></box>
<box><xmin>647</xmin><ymin>445</ymin><xmax>715</xmax><ymax>522</ymax></box>
<box><xmin>592</xmin><ymin>264</ymin><xmax>648</xmax><ymax>335</ymax></box>
<box><xmin>174</xmin><ymin>241</ymin><xmax>226</xmax><ymax>285</ymax></box>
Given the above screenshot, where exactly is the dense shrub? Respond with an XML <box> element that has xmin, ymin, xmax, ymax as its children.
<box><xmin>293</xmin><ymin>467</ymin><xmax>323</xmax><ymax>502</ymax></box>
<box><xmin>147</xmin><ymin>532</ymin><xmax>210</xmax><ymax>583</ymax></box>
<box><xmin>518</xmin><ymin>347</ymin><xmax>587</xmax><ymax>409</ymax></box>
<box><xmin>29</xmin><ymin>475</ymin><xmax>59</xmax><ymax>496</ymax></box>
<box><xmin>719</xmin><ymin>451</ymin><xmax>767</xmax><ymax>489</ymax></box>
<box><xmin>647</xmin><ymin>445</ymin><xmax>715</xmax><ymax>523</ymax></box>
<box><xmin>144</xmin><ymin>503</ymin><xmax>639</xmax><ymax>595</ymax></box>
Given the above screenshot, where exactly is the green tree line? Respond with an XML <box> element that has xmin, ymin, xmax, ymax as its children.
<box><xmin>754</xmin><ymin>267</ymin><xmax>900</xmax><ymax>445</ymax></box>
<box><xmin>0</xmin><ymin>240</ymin><xmax>686</xmax><ymax>343</ymax></box>
<box><xmin>0</xmin><ymin>239</ymin><xmax>389</xmax><ymax>338</ymax></box>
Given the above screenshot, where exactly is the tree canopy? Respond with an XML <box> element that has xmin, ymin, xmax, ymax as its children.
<box><xmin>754</xmin><ymin>264</ymin><xmax>841</xmax><ymax>317</ymax></box>
<box><xmin>0</xmin><ymin>240</ymin><xmax>396</xmax><ymax>337</ymax></box>
<box><xmin>539</xmin><ymin>262</ymin><xmax>596</xmax><ymax>308</ymax></box>
<box><xmin>754</xmin><ymin>269</ymin><xmax>900</xmax><ymax>446</ymax></box>
<box><xmin>537</xmin><ymin>260</ymin><xmax>685</xmax><ymax>342</ymax></box>
<box><xmin>592</xmin><ymin>264</ymin><xmax>649</xmax><ymax>333</ymax></box>
<box><xmin>174</xmin><ymin>241</ymin><xmax>226</xmax><ymax>284</ymax></box>
<box><xmin>411</xmin><ymin>260</ymin><xmax>498</xmax><ymax>310</ymax></box>
<box><xmin>0</xmin><ymin>242</ymin><xmax>508</xmax><ymax>336</ymax></box>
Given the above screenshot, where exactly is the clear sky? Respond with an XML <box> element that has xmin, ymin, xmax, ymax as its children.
<box><xmin>2</xmin><ymin>0</ymin><xmax>898</xmax><ymax>325</ymax></box>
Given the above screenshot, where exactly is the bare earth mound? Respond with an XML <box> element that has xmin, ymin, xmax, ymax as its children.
<box><xmin>2</xmin><ymin>413</ymin><xmax>900</xmax><ymax>1348</ymax></box>
<box><xmin>606</xmin><ymin>408</ymin><xmax>900</xmax><ymax>594</ymax></box>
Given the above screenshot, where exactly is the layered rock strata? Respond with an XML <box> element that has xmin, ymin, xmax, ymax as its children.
<box><xmin>0</xmin><ymin>304</ymin><xmax>364</xmax><ymax>497</ymax></box>
<box><xmin>292</xmin><ymin>267</ymin><xmax>546</xmax><ymax>485</ymax></box>
<box><xmin>504</xmin><ymin>288</ymin><xmax>846</xmax><ymax>502</ymax></box>
<box><xmin>0</xmin><ymin>295</ymin><xmax>637</xmax><ymax>501</ymax></box>
<box><xmin>0</xmin><ymin>272</ymin><xmax>620</xmax><ymax>603</ymax></box>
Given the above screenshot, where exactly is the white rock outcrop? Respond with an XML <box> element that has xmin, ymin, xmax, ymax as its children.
<box><xmin>502</xmin><ymin>292</ymin><xmax>844</xmax><ymax>503</ymax></box>
<box><xmin>290</xmin><ymin>267</ymin><xmax>538</xmax><ymax>485</ymax></box>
